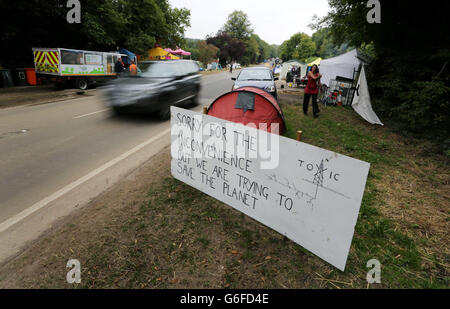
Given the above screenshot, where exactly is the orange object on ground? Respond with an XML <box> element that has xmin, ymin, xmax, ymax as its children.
<box><xmin>24</xmin><ymin>68</ymin><xmax>37</xmax><ymax>85</ymax></box>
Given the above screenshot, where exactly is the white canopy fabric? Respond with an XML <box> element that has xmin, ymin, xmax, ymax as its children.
<box><xmin>352</xmin><ymin>66</ymin><xmax>383</xmax><ymax>126</ymax></box>
<box><xmin>279</xmin><ymin>61</ymin><xmax>307</xmax><ymax>80</ymax></box>
<box><xmin>320</xmin><ymin>49</ymin><xmax>360</xmax><ymax>86</ymax></box>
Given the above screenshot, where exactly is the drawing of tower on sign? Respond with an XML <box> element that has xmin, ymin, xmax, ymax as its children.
<box><xmin>313</xmin><ymin>159</ymin><xmax>326</xmax><ymax>198</ymax></box>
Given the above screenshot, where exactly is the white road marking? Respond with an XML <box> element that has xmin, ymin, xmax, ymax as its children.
<box><xmin>72</xmin><ymin>108</ymin><xmax>109</xmax><ymax>119</ymax></box>
<box><xmin>0</xmin><ymin>127</ymin><xmax>171</xmax><ymax>233</ymax></box>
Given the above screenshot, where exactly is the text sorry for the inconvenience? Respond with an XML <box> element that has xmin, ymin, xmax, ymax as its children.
<box><xmin>170</xmin><ymin>106</ymin><xmax>370</xmax><ymax>271</ymax></box>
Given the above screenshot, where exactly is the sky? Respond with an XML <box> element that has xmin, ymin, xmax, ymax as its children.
<box><xmin>169</xmin><ymin>0</ymin><xmax>331</xmax><ymax>45</ymax></box>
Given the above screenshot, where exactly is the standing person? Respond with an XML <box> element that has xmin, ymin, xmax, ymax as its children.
<box><xmin>114</xmin><ymin>57</ymin><xmax>124</xmax><ymax>73</ymax></box>
<box><xmin>129</xmin><ymin>61</ymin><xmax>137</xmax><ymax>76</ymax></box>
<box><xmin>229</xmin><ymin>62</ymin><xmax>233</xmax><ymax>73</ymax></box>
<box><xmin>303</xmin><ymin>64</ymin><xmax>322</xmax><ymax>118</ymax></box>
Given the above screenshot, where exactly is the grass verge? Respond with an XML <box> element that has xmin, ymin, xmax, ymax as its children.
<box><xmin>0</xmin><ymin>93</ymin><xmax>448</xmax><ymax>288</ymax></box>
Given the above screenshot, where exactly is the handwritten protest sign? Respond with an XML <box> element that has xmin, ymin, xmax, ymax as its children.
<box><xmin>170</xmin><ymin>106</ymin><xmax>370</xmax><ymax>271</ymax></box>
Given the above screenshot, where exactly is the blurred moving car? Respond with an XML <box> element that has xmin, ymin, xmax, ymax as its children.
<box><xmin>102</xmin><ymin>60</ymin><xmax>201</xmax><ymax>119</ymax></box>
<box><xmin>231</xmin><ymin>67</ymin><xmax>278</xmax><ymax>99</ymax></box>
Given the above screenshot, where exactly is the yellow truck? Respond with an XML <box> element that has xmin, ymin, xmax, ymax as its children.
<box><xmin>32</xmin><ymin>47</ymin><xmax>135</xmax><ymax>89</ymax></box>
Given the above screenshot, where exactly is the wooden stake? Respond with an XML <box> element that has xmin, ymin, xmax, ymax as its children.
<box><xmin>296</xmin><ymin>130</ymin><xmax>303</xmax><ymax>141</ymax></box>
<box><xmin>202</xmin><ymin>106</ymin><xmax>207</xmax><ymax>114</ymax></box>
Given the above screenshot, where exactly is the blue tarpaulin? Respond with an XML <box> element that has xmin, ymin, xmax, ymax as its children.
<box><xmin>118</xmin><ymin>48</ymin><xmax>136</xmax><ymax>65</ymax></box>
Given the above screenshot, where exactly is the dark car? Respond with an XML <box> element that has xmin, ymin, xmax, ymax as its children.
<box><xmin>102</xmin><ymin>60</ymin><xmax>201</xmax><ymax>119</ymax></box>
<box><xmin>231</xmin><ymin>67</ymin><xmax>278</xmax><ymax>99</ymax></box>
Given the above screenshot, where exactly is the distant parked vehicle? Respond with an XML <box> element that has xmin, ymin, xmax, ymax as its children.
<box><xmin>231</xmin><ymin>67</ymin><xmax>278</xmax><ymax>99</ymax></box>
<box><xmin>102</xmin><ymin>60</ymin><xmax>201</xmax><ymax>119</ymax></box>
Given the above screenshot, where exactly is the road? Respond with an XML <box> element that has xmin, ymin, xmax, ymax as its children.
<box><xmin>0</xmin><ymin>70</ymin><xmax>237</xmax><ymax>258</ymax></box>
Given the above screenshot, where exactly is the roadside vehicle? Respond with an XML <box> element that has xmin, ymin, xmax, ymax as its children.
<box><xmin>231</xmin><ymin>67</ymin><xmax>278</xmax><ymax>99</ymax></box>
<box><xmin>102</xmin><ymin>60</ymin><xmax>201</xmax><ymax>119</ymax></box>
<box><xmin>32</xmin><ymin>47</ymin><xmax>136</xmax><ymax>90</ymax></box>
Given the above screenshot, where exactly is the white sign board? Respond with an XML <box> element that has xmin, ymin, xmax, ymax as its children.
<box><xmin>170</xmin><ymin>106</ymin><xmax>370</xmax><ymax>271</ymax></box>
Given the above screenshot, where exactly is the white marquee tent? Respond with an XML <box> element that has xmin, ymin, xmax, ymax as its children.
<box><xmin>320</xmin><ymin>49</ymin><xmax>383</xmax><ymax>126</ymax></box>
<box><xmin>279</xmin><ymin>60</ymin><xmax>307</xmax><ymax>80</ymax></box>
<box><xmin>352</xmin><ymin>66</ymin><xmax>384</xmax><ymax>126</ymax></box>
<box><xmin>320</xmin><ymin>49</ymin><xmax>362</xmax><ymax>87</ymax></box>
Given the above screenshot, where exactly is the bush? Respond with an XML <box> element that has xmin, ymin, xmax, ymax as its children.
<box><xmin>369</xmin><ymin>66</ymin><xmax>449</xmax><ymax>142</ymax></box>
<box><xmin>395</xmin><ymin>77</ymin><xmax>450</xmax><ymax>138</ymax></box>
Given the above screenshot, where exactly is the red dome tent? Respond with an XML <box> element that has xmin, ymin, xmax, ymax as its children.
<box><xmin>206</xmin><ymin>87</ymin><xmax>286</xmax><ymax>135</ymax></box>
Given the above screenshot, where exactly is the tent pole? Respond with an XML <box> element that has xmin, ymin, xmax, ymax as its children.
<box><xmin>349</xmin><ymin>64</ymin><xmax>363</xmax><ymax>105</ymax></box>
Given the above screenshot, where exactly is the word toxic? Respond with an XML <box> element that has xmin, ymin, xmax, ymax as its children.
<box><xmin>298</xmin><ymin>159</ymin><xmax>341</xmax><ymax>182</ymax></box>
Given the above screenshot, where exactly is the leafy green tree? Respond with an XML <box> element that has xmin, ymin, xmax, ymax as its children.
<box><xmin>0</xmin><ymin>0</ymin><xmax>191</xmax><ymax>67</ymax></box>
<box><xmin>155</xmin><ymin>0</ymin><xmax>191</xmax><ymax>49</ymax></box>
<box><xmin>222</xmin><ymin>10</ymin><xmax>253</xmax><ymax>41</ymax></box>
<box><xmin>311</xmin><ymin>28</ymin><xmax>352</xmax><ymax>59</ymax></box>
<box><xmin>197</xmin><ymin>41</ymin><xmax>219</xmax><ymax>66</ymax></box>
<box><xmin>280</xmin><ymin>32</ymin><xmax>315</xmax><ymax>62</ymax></box>
<box><xmin>252</xmin><ymin>34</ymin><xmax>271</xmax><ymax>63</ymax></box>
<box><xmin>269</xmin><ymin>44</ymin><xmax>280</xmax><ymax>59</ymax></box>
<box><xmin>293</xmin><ymin>33</ymin><xmax>316</xmax><ymax>61</ymax></box>
<box><xmin>184</xmin><ymin>38</ymin><xmax>200</xmax><ymax>60</ymax></box>
<box><xmin>242</xmin><ymin>34</ymin><xmax>260</xmax><ymax>65</ymax></box>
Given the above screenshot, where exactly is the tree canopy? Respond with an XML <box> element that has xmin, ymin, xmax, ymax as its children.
<box><xmin>206</xmin><ymin>31</ymin><xmax>246</xmax><ymax>66</ymax></box>
<box><xmin>0</xmin><ymin>0</ymin><xmax>191</xmax><ymax>67</ymax></box>
<box><xmin>196</xmin><ymin>41</ymin><xmax>219</xmax><ymax>66</ymax></box>
<box><xmin>280</xmin><ymin>32</ymin><xmax>316</xmax><ymax>62</ymax></box>
<box><xmin>311</xmin><ymin>28</ymin><xmax>351</xmax><ymax>59</ymax></box>
<box><xmin>222</xmin><ymin>10</ymin><xmax>253</xmax><ymax>41</ymax></box>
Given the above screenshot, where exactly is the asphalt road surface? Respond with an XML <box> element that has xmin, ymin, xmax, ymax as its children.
<box><xmin>0</xmin><ymin>70</ymin><xmax>237</xmax><ymax>227</ymax></box>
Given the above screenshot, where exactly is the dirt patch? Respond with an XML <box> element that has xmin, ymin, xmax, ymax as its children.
<box><xmin>277</xmin><ymin>92</ymin><xmax>303</xmax><ymax>105</ymax></box>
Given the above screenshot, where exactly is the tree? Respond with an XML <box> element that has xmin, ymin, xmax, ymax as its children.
<box><xmin>280</xmin><ymin>32</ymin><xmax>315</xmax><ymax>62</ymax></box>
<box><xmin>155</xmin><ymin>0</ymin><xmax>191</xmax><ymax>49</ymax></box>
<box><xmin>197</xmin><ymin>41</ymin><xmax>219</xmax><ymax>66</ymax></box>
<box><xmin>252</xmin><ymin>34</ymin><xmax>271</xmax><ymax>63</ymax></box>
<box><xmin>209</xmin><ymin>10</ymin><xmax>271</xmax><ymax>65</ymax></box>
<box><xmin>0</xmin><ymin>0</ymin><xmax>191</xmax><ymax>67</ymax></box>
<box><xmin>311</xmin><ymin>28</ymin><xmax>351</xmax><ymax>59</ymax></box>
<box><xmin>184</xmin><ymin>38</ymin><xmax>201</xmax><ymax>60</ymax></box>
<box><xmin>242</xmin><ymin>34</ymin><xmax>260</xmax><ymax>65</ymax></box>
<box><xmin>222</xmin><ymin>10</ymin><xmax>253</xmax><ymax>41</ymax></box>
<box><xmin>269</xmin><ymin>44</ymin><xmax>280</xmax><ymax>58</ymax></box>
<box><xmin>206</xmin><ymin>31</ymin><xmax>246</xmax><ymax>66</ymax></box>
